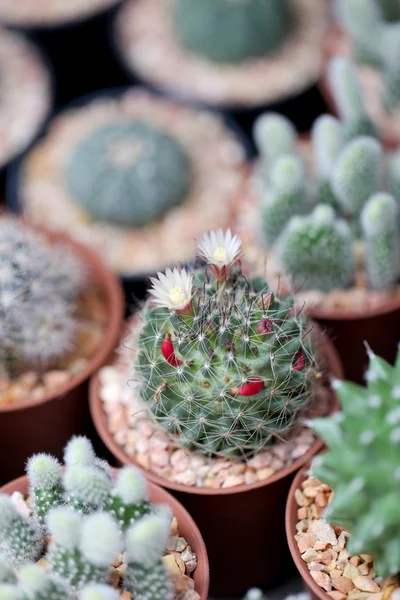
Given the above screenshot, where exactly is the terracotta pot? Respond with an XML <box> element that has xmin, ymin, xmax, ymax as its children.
<box><xmin>89</xmin><ymin>324</ymin><xmax>343</xmax><ymax>597</ymax></box>
<box><xmin>0</xmin><ymin>472</ymin><xmax>209</xmax><ymax>600</ymax></box>
<box><xmin>0</xmin><ymin>223</ymin><xmax>124</xmax><ymax>485</ymax></box>
<box><xmin>286</xmin><ymin>466</ymin><xmax>330</xmax><ymax>600</ymax></box>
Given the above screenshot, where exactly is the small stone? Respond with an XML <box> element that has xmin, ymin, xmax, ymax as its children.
<box><xmin>309</xmin><ymin>519</ymin><xmax>337</xmax><ymax>546</ymax></box>
<box><xmin>331</xmin><ymin>575</ymin><xmax>354</xmax><ymax>594</ymax></box>
<box><xmin>17</xmin><ymin>372</ymin><xmax>38</xmax><ymax>390</ymax></box>
<box><xmin>316</xmin><ymin>550</ymin><xmax>337</xmax><ymax>566</ymax></box>
<box><xmin>343</xmin><ymin>563</ymin><xmax>360</xmax><ymax>580</ymax></box>
<box><xmin>295</xmin><ymin>489</ymin><xmax>311</xmax><ymax>507</ymax></box>
<box><xmin>314</xmin><ymin>541</ymin><xmax>329</xmax><ymax>551</ymax></box>
<box><xmin>170</xmin><ymin>517</ymin><xmax>179</xmax><ymax>536</ymax></box>
<box><xmin>358</xmin><ymin>564</ymin><xmax>370</xmax><ymax>576</ymax></box>
<box><xmin>231</xmin><ymin>462</ymin><xmax>246</xmax><ymax>475</ymax></box>
<box><xmin>328</xmin><ymin>592</ymin><xmax>346</xmax><ymax>600</ymax></box>
<box><xmin>257</xmin><ymin>467</ymin><xmax>274</xmax><ymax>481</ymax></box>
<box><xmin>135</xmin><ymin>453</ymin><xmax>150</xmax><ymax>470</ymax></box>
<box><xmin>292</xmin><ymin>444</ymin><xmax>310</xmax><ymax>459</ymax></box>
<box><xmin>247</xmin><ymin>452</ymin><xmax>271</xmax><ymax>469</ymax></box>
<box><xmin>297</xmin><ymin>533</ymin><xmax>316</xmax><ymax>553</ymax></box>
<box><xmin>171</xmin><ymin>449</ymin><xmax>191</xmax><ymax>473</ymax></box>
<box><xmin>244</xmin><ymin>470</ymin><xmax>258</xmax><ymax>485</ymax></box>
<box><xmin>136</xmin><ymin>420</ymin><xmax>153</xmax><ymax>438</ymax></box>
<box><xmin>151</xmin><ymin>449</ymin><xmax>169</xmax><ymax>467</ymax></box>
<box><xmin>120</xmin><ymin>591</ymin><xmax>132</xmax><ymax>600</ymax></box>
<box><xmin>163</xmin><ymin>554</ymin><xmax>181</xmax><ymax>577</ymax></box>
<box><xmin>175</xmin><ymin>538</ymin><xmax>188</xmax><ymax>552</ymax></box>
<box><xmin>310</xmin><ymin>571</ymin><xmax>332</xmax><ymax>591</ymax></box>
<box><xmin>303</xmin><ymin>486</ymin><xmax>319</xmax><ymax>498</ymax></box>
<box><xmin>315</xmin><ymin>493</ymin><xmax>328</xmax><ymax>507</ymax></box>
<box><xmin>301</xmin><ymin>548</ymin><xmax>318</xmax><ymax>563</ymax></box>
<box><xmin>173</xmin><ymin>470</ymin><xmax>197</xmax><ymax>487</ymax></box>
<box><xmin>302</xmin><ymin>477</ymin><xmax>322</xmax><ymax>488</ymax></box>
<box><xmin>297</xmin><ymin>507</ymin><xmax>308</xmax><ymax>520</ymax></box>
<box><xmin>108</xmin><ymin>569</ymin><xmax>120</xmax><ymax>587</ymax></box>
<box><xmin>221</xmin><ymin>475</ymin><xmax>244</xmax><ymax>488</ymax></box>
<box><xmin>311</xmin><ymin>504</ymin><xmax>322</xmax><ymax>519</ymax></box>
<box><xmin>43</xmin><ymin>370</ymin><xmax>69</xmax><ymax>390</ymax></box>
<box><xmin>353</xmin><ymin>577</ymin><xmax>381</xmax><ymax>593</ymax></box>
<box><xmin>350</xmin><ymin>556</ymin><xmax>361</xmax><ymax>566</ymax></box>
<box><xmin>204</xmin><ymin>478</ymin><xmax>220</xmax><ymax>489</ymax></box>
<box><xmin>136</xmin><ymin>436</ymin><xmax>150</xmax><ymax>454</ymax></box>
<box><xmin>309</xmin><ymin>561</ymin><xmax>326</xmax><ymax>572</ymax></box>
<box><xmin>359</xmin><ymin>554</ymin><xmax>374</xmax><ymax>564</ymax></box>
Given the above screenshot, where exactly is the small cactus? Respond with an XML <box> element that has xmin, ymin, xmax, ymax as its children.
<box><xmin>0</xmin><ymin>494</ymin><xmax>43</xmax><ymax>567</ymax></box>
<box><xmin>381</xmin><ymin>24</ymin><xmax>400</xmax><ymax>110</ymax></box>
<box><xmin>336</xmin><ymin>0</ymin><xmax>383</xmax><ymax>65</ymax></box>
<box><xmin>278</xmin><ymin>205</ymin><xmax>356</xmax><ymax>292</ymax></box>
<box><xmin>63</xmin><ymin>466</ymin><xmax>111</xmax><ymax>514</ymax></box>
<box><xmin>327</xmin><ymin>57</ymin><xmax>376</xmax><ymax>141</ymax></box>
<box><xmin>105</xmin><ymin>466</ymin><xmax>151</xmax><ymax>531</ymax></box>
<box><xmin>331</xmin><ymin>136</ymin><xmax>381</xmax><ymax>217</ymax></box>
<box><xmin>0</xmin><ymin>218</ymin><xmax>84</xmax><ymax>375</ymax></box>
<box><xmin>253</xmin><ymin>112</ymin><xmax>296</xmax><ymax>167</ymax></box>
<box><xmin>311</xmin><ymin>115</ymin><xmax>344</xmax><ymax>209</ymax></box>
<box><xmin>361</xmin><ymin>192</ymin><xmax>400</xmax><ymax>290</ymax></box>
<box><xmin>135</xmin><ymin>229</ymin><xmax>315</xmax><ymax>458</ymax></box>
<box><xmin>173</xmin><ymin>0</ymin><xmax>293</xmax><ymax>64</ymax></box>
<box><xmin>260</xmin><ymin>154</ymin><xmax>310</xmax><ymax>247</ymax></box>
<box><xmin>311</xmin><ymin>347</ymin><xmax>400</xmax><ymax>576</ymax></box>
<box><xmin>66</xmin><ymin>121</ymin><xmax>191</xmax><ymax>228</ymax></box>
<box><xmin>26</xmin><ymin>453</ymin><xmax>63</xmax><ymax>528</ymax></box>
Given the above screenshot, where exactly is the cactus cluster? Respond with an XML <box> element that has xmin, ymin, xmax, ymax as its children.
<box><xmin>254</xmin><ymin>108</ymin><xmax>400</xmax><ymax>293</ymax></box>
<box><xmin>133</xmin><ymin>229</ymin><xmax>316</xmax><ymax>459</ymax></box>
<box><xmin>337</xmin><ymin>0</ymin><xmax>400</xmax><ymax>111</ymax></box>
<box><xmin>172</xmin><ymin>0</ymin><xmax>293</xmax><ymax>64</ymax></box>
<box><xmin>66</xmin><ymin>121</ymin><xmax>191</xmax><ymax>228</ymax></box>
<box><xmin>311</xmin><ymin>346</ymin><xmax>400</xmax><ymax>577</ymax></box>
<box><xmin>0</xmin><ymin>437</ymin><xmax>173</xmax><ymax>600</ymax></box>
<box><xmin>0</xmin><ymin>218</ymin><xmax>85</xmax><ymax>376</ymax></box>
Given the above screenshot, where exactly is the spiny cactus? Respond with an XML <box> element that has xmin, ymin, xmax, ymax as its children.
<box><xmin>173</xmin><ymin>0</ymin><xmax>293</xmax><ymax>64</ymax></box>
<box><xmin>66</xmin><ymin>121</ymin><xmax>191</xmax><ymax>229</ymax></box>
<box><xmin>311</xmin><ymin>115</ymin><xmax>343</xmax><ymax>209</ymax></box>
<box><xmin>253</xmin><ymin>112</ymin><xmax>296</xmax><ymax>169</ymax></box>
<box><xmin>260</xmin><ymin>154</ymin><xmax>310</xmax><ymax>247</ymax></box>
<box><xmin>0</xmin><ymin>437</ymin><xmax>176</xmax><ymax>599</ymax></box>
<box><xmin>361</xmin><ymin>192</ymin><xmax>400</xmax><ymax>289</ymax></box>
<box><xmin>327</xmin><ymin>58</ymin><xmax>377</xmax><ymax>141</ymax></box>
<box><xmin>278</xmin><ymin>205</ymin><xmax>356</xmax><ymax>292</ymax></box>
<box><xmin>0</xmin><ymin>218</ymin><xmax>85</xmax><ymax>375</ymax></box>
<box><xmin>311</xmin><ymin>346</ymin><xmax>400</xmax><ymax>577</ymax></box>
<box><xmin>134</xmin><ymin>229</ymin><xmax>315</xmax><ymax>458</ymax></box>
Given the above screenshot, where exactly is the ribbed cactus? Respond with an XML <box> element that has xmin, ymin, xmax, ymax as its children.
<box><xmin>311</xmin><ymin>346</ymin><xmax>400</xmax><ymax>576</ymax></box>
<box><xmin>278</xmin><ymin>205</ymin><xmax>356</xmax><ymax>292</ymax></box>
<box><xmin>173</xmin><ymin>0</ymin><xmax>293</xmax><ymax>64</ymax></box>
<box><xmin>0</xmin><ymin>218</ymin><xmax>84</xmax><ymax>375</ymax></box>
<box><xmin>0</xmin><ymin>437</ymin><xmax>176</xmax><ymax>599</ymax></box>
<box><xmin>361</xmin><ymin>192</ymin><xmax>400</xmax><ymax>289</ymax></box>
<box><xmin>260</xmin><ymin>154</ymin><xmax>310</xmax><ymax>247</ymax></box>
<box><xmin>311</xmin><ymin>115</ymin><xmax>344</xmax><ymax>209</ymax></box>
<box><xmin>331</xmin><ymin>136</ymin><xmax>381</xmax><ymax>217</ymax></box>
<box><xmin>66</xmin><ymin>121</ymin><xmax>191</xmax><ymax>228</ymax></box>
<box><xmin>327</xmin><ymin>58</ymin><xmax>377</xmax><ymax>141</ymax></box>
<box><xmin>134</xmin><ymin>230</ymin><xmax>315</xmax><ymax>458</ymax></box>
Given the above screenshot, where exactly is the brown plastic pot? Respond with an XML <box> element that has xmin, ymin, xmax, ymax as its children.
<box><xmin>89</xmin><ymin>324</ymin><xmax>343</xmax><ymax>597</ymax></box>
<box><xmin>286</xmin><ymin>466</ymin><xmax>330</xmax><ymax>600</ymax></box>
<box><xmin>0</xmin><ymin>471</ymin><xmax>209</xmax><ymax>600</ymax></box>
<box><xmin>0</xmin><ymin>223</ymin><xmax>124</xmax><ymax>485</ymax></box>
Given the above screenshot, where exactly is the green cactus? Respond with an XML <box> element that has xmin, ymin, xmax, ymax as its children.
<box><xmin>66</xmin><ymin>121</ymin><xmax>191</xmax><ymax>228</ymax></box>
<box><xmin>328</xmin><ymin>57</ymin><xmax>377</xmax><ymax>141</ymax></box>
<box><xmin>253</xmin><ymin>113</ymin><xmax>296</xmax><ymax>166</ymax></box>
<box><xmin>387</xmin><ymin>147</ymin><xmax>400</xmax><ymax>201</ymax></box>
<box><xmin>379</xmin><ymin>0</ymin><xmax>400</xmax><ymax>20</ymax></box>
<box><xmin>361</xmin><ymin>192</ymin><xmax>400</xmax><ymax>289</ymax></box>
<box><xmin>337</xmin><ymin>0</ymin><xmax>384</xmax><ymax>64</ymax></box>
<box><xmin>331</xmin><ymin>136</ymin><xmax>381</xmax><ymax>217</ymax></box>
<box><xmin>260</xmin><ymin>154</ymin><xmax>310</xmax><ymax>247</ymax></box>
<box><xmin>381</xmin><ymin>24</ymin><xmax>400</xmax><ymax>110</ymax></box>
<box><xmin>311</xmin><ymin>346</ymin><xmax>400</xmax><ymax>576</ymax></box>
<box><xmin>26</xmin><ymin>454</ymin><xmax>64</xmax><ymax>528</ymax></box>
<box><xmin>0</xmin><ymin>495</ymin><xmax>43</xmax><ymax>567</ymax></box>
<box><xmin>242</xmin><ymin>590</ymin><xmax>267</xmax><ymax>600</ymax></box>
<box><xmin>134</xmin><ymin>231</ymin><xmax>315</xmax><ymax>458</ymax></box>
<box><xmin>279</xmin><ymin>205</ymin><xmax>356</xmax><ymax>292</ymax></box>
<box><xmin>19</xmin><ymin>563</ymin><xmax>69</xmax><ymax>600</ymax></box>
<box><xmin>311</xmin><ymin>115</ymin><xmax>344</xmax><ymax>210</ymax></box>
<box><xmin>105</xmin><ymin>466</ymin><xmax>151</xmax><ymax>531</ymax></box>
<box><xmin>63</xmin><ymin>466</ymin><xmax>111</xmax><ymax>514</ymax></box>
<box><xmin>79</xmin><ymin>585</ymin><xmax>120</xmax><ymax>600</ymax></box>
<box><xmin>173</xmin><ymin>0</ymin><xmax>293</xmax><ymax>64</ymax></box>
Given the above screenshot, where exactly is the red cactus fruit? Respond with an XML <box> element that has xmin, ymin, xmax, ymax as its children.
<box><xmin>293</xmin><ymin>349</ymin><xmax>305</xmax><ymax>371</ymax></box>
<box><xmin>237</xmin><ymin>377</ymin><xmax>265</xmax><ymax>396</ymax></box>
<box><xmin>162</xmin><ymin>334</ymin><xmax>183</xmax><ymax>367</ymax></box>
<box><xmin>256</xmin><ymin>318</ymin><xmax>274</xmax><ymax>335</ymax></box>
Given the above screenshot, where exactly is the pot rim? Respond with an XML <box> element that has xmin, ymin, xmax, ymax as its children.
<box><xmin>89</xmin><ymin>322</ymin><xmax>343</xmax><ymax>497</ymax></box>
<box><xmin>0</xmin><ymin>471</ymin><xmax>210</xmax><ymax>600</ymax></box>
<box><xmin>285</xmin><ymin>465</ymin><xmax>331</xmax><ymax>600</ymax></box>
<box><xmin>0</xmin><ymin>218</ymin><xmax>124</xmax><ymax>414</ymax></box>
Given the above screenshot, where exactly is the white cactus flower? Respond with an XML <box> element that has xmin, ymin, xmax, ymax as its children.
<box><xmin>149</xmin><ymin>268</ymin><xmax>193</xmax><ymax>312</ymax></box>
<box><xmin>197</xmin><ymin>229</ymin><xmax>242</xmax><ymax>280</ymax></box>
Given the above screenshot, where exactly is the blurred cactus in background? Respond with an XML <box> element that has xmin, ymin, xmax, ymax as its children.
<box><xmin>173</xmin><ymin>0</ymin><xmax>293</xmax><ymax>64</ymax></box>
<box><xmin>66</xmin><ymin>121</ymin><xmax>191</xmax><ymax>228</ymax></box>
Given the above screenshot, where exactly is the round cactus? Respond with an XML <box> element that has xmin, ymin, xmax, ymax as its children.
<box><xmin>311</xmin><ymin>347</ymin><xmax>400</xmax><ymax>576</ymax></box>
<box><xmin>279</xmin><ymin>205</ymin><xmax>356</xmax><ymax>292</ymax></box>
<box><xmin>134</xmin><ymin>230</ymin><xmax>315</xmax><ymax>458</ymax></box>
<box><xmin>173</xmin><ymin>0</ymin><xmax>293</xmax><ymax>64</ymax></box>
<box><xmin>0</xmin><ymin>218</ymin><xmax>84</xmax><ymax>374</ymax></box>
<box><xmin>66</xmin><ymin>121</ymin><xmax>191</xmax><ymax>228</ymax></box>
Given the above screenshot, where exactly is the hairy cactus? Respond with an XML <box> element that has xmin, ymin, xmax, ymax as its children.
<box><xmin>134</xmin><ymin>230</ymin><xmax>315</xmax><ymax>458</ymax></box>
<box><xmin>311</xmin><ymin>115</ymin><xmax>344</xmax><ymax>209</ymax></box>
<box><xmin>0</xmin><ymin>437</ymin><xmax>176</xmax><ymax>599</ymax></box>
<box><xmin>381</xmin><ymin>24</ymin><xmax>400</xmax><ymax>110</ymax></box>
<box><xmin>327</xmin><ymin>58</ymin><xmax>376</xmax><ymax>141</ymax></box>
<box><xmin>278</xmin><ymin>205</ymin><xmax>356</xmax><ymax>292</ymax></box>
<box><xmin>173</xmin><ymin>0</ymin><xmax>293</xmax><ymax>64</ymax></box>
<box><xmin>66</xmin><ymin>121</ymin><xmax>191</xmax><ymax>229</ymax></box>
<box><xmin>311</xmin><ymin>346</ymin><xmax>400</xmax><ymax>576</ymax></box>
<box><xmin>361</xmin><ymin>192</ymin><xmax>400</xmax><ymax>289</ymax></box>
<box><xmin>260</xmin><ymin>154</ymin><xmax>310</xmax><ymax>247</ymax></box>
<box><xmin>253</xmin><ymin>112</ymin><xmax>296</xmax><ymax>167</ymax></box>
<box><xmin>331</xmin><ymin>136</ymin><xmax>381</xmax><ymax>217</ymax></box>
<box><xmin>0</xmin><ymin>218</ymin><xmax>84</xmax><ymax>375</ymax></box>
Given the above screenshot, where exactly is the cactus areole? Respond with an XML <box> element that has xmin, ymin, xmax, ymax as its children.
<box><xmin>134</xmin><ymin>230</ymin><xmax>316</xmax><ymax>458</ymax></box>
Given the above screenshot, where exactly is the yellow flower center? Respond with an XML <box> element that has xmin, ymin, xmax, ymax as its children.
<box><xmin>213</xmin><ymin>247</ymin><xmax>227</xmax><ymax>262</ymax></box>
<box><xmin>169</xmin><ymin>286</ymin><xmax>188</xmax><ymax>307</ymax></box>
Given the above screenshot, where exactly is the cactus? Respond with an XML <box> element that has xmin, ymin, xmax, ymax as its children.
<box><xmin>327</xmin><ymin>58</ymin><xmax>377</xmax><ymax>141</ymax></box>
<box><xmin>19</xmin><ymin>563</ymin><xmax>69</xmax><ymax>600</ymax></box>
<box><xmin>79</xmin><ymin>585</ymin><xmax>120</xmax><ymax>600</ymax></box>
<box><xmin>173</xmin><ymin>0</ymin><xmax>293</xmax><ymax>64</ymax></box>
<box><xmin>361</xmin><ymin>192</ymin><xmax>400</xmax><ymax>289</ymax></box>
<box><xmin>311</xmin><ymin>346</ymin><xmax>400</xmax><ymax>576</ymax></box>
<box><xmin>260</xmin><ymin>154</ymin><xmax>310</xmax><ymax>247</ymax></box>
<box><xmin>278</xmin><ymin>205</ymin><xmax>356</xmax><ymax>292</ymax></box>
<box><xmin>0</xmin><ymin>495</ymin><xmax>43</xmax><ymax>567</ymax></box>
<box><xmin>381</xmin><ymin>24</ymin><xmax>400</xmax><ymax>110</ymax></box>
<box><xmin>336</xmin><ymin>0</ymin><xmax>384</xmax><ymax>64</ymax></box>
<box><xmin>387</xmin><ymin>147</ymin><xmax>400</xmax><ymax>202</ymax></box>
<box><xmin>242</xmin><ymin>590</ymin><xmax>267</xmax><ymax>600</ymax></box>
<box><xmin>311</xmin><ymin>115</ymin><xmax>344</xmax><ymax>209</ymax></box>
<box><xmin>253</xmin><ymin>112</ymin><xmax>296</xmax><ymax>167</ymax></box>
<box><xmin>134</xmin><ymin>230</ymin><xmax>315</xmax><ymax>458</ymax></box>
<box><xmin>66</xmin><ymin>121</ymin><xmax>191</xmax><ymax>228</ymax></box>
<box><xmin>63</xmin><ymin>466</ymin><xmax>111</xmax><ymax>514</ymax></box>
<box><xmin>0</xmin><ymin>218</ymin><xmax>84</xmax><ymax>375</ymax></box>
<box><xmin>105</xmin><ymin>466</ymin><xmax>151</xmax><ymax>531</ymax></box>
<box><xmin>331</xmin><ymin>136</ymin><xmax>381</xmax><ymax>217</ymax></box>
<box><xmin>26</xmin><ymin>454</ymin><xmax>64</xmax><ymax>529</ymax></box>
